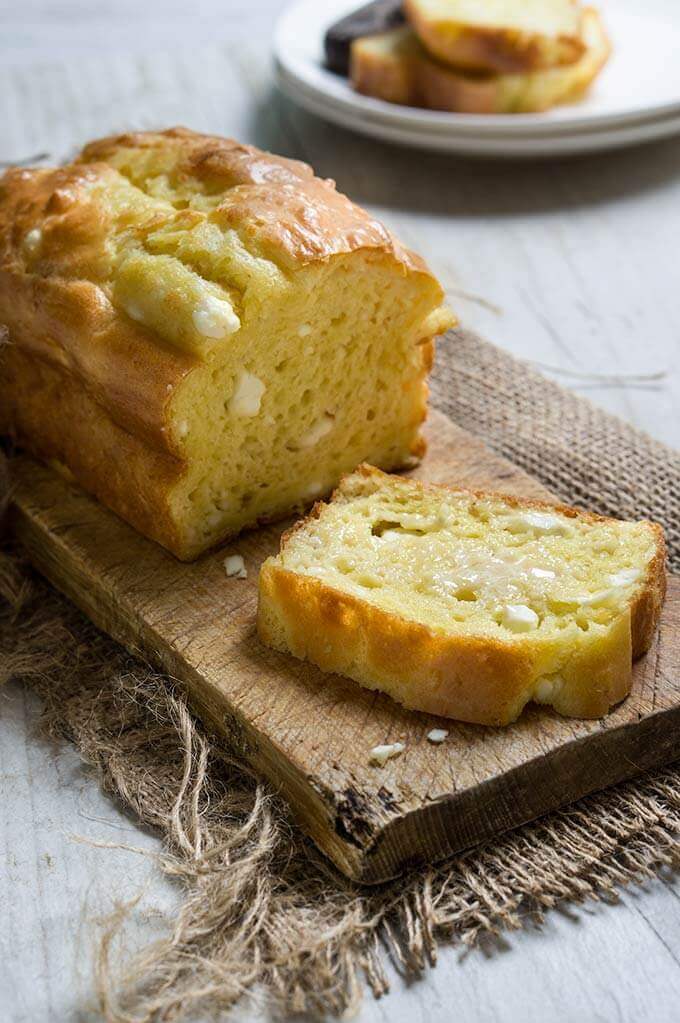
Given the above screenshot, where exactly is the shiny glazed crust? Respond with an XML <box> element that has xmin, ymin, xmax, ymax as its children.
<box><xmin>404</xmin><ymin>0</ymin><xmax>586</xmax><ymax>73</ymax></box>
<box><xmin>257</xmin><ymin>468</ymin><xmax>667</xmax><ymax>727</ymax></box>
<box><xmin>0</xmin><ymin>129</ymin><xmax>447</xmax><ymax>558</ymax></box>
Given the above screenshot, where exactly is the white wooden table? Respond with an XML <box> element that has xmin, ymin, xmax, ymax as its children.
<box><xmin>1</xmin><ymin>2</ymin><xmax>679</xmax><ymax>1020</ymax></box>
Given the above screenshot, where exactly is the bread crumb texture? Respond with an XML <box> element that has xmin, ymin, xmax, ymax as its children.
<box><xmin>0</xmin><ymin>129</ymin><xmax>453</xmax><ymax>558</ymax></box>
<box><xmin>258</xmin><ymin>467</ymin><xmax>666</xmax><ymax>725</ymax></box>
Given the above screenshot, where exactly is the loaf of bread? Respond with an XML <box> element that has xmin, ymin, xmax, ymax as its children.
<box><xmin>351</xmin><ymin>9</ymin><xmax>609</xmax><ymax>114</ymax></box>
<box><xmin>404</xmin><ymin>0</ymin><xmax>586</xmax><ymax>74</ymax></box>
<box><xmin>0</xmin><ymin>129</ymin><xmax>453</xmax><ymax>560</ymax></box>
<box><xmin>258</xmin><ymin>466</ymin><xmax>666</xmax><ymax>726</ymax></box>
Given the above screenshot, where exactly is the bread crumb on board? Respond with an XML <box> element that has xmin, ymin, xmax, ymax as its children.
<box><xmin>369</xmin><ymin>742</ymin><xmax>405</xmax><ymax>766</ymax></box>
<box><xmin>224</xmin><ymin>554</ymin><xmax>247</xmax><ymax>579</ymax></box>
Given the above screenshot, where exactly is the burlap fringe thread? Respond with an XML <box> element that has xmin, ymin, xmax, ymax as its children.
<box><xmin>1</xmin><ymin>332</ymin><xmax>679</xmax><ymax>1021</ymax></box>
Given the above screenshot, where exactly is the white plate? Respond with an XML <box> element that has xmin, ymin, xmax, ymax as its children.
<box><xmin>274</xmin><ymin>0</ymin><xmax>680</xmax><ymax>156</ymax></box>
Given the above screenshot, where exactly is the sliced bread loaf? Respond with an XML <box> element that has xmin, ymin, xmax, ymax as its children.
<box><xmin>258</xmin><ymin>466</ymin><xmax>666</xmax><ymax>726</ymax></box>
<box><xmin>404</xmin><ymin>0</ymin><xmax>586</xmax><ymax>73</ymax></box>
<box><xmin>0</xmin><ymin>130</ymin><xmax>454</xmax><ymax>560</ymax></box>
<box><xmin>351</xmin><ymin>9</ymin><xmax>609</xmax><ymax>114</ymax></box>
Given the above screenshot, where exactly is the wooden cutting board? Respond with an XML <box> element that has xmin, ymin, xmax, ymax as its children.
<box><xmin>9</xmin><ymin>410</ymin><xmax>680</xmax><ymax>884</ymax></box>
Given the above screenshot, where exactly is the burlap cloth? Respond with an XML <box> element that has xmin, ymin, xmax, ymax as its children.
<box><xmin>1</xmin><ymin>329</ymin><xmax>678</xmax><ymax>1021</ymax></box>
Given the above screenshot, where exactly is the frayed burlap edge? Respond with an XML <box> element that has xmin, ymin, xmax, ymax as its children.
<box><xmin>2</xmin><ymin>333</ymin><xmax>679</xmax><ymax>1022</ymax></box>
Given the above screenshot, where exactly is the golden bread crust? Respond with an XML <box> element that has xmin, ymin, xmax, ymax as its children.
<box><xmin>76</xmin><ymin>128</ymin><xmax>430</xmax><ymax>275</ymax></box>
<box><xmin>404</xmin><ymin>0</ymin><xmax>585</xmax><ymax>73</ymax></box>
<box><xmin>2</xmin><ymin>344</ymin><xmax>184</xmax><ymax>552</ymax></box>
<box><xmin>630</xmin><ymin>525</ymin><xmax>667</xmax><ymax>658</ymax></box>
<box><xmin>258</xmin><ymin>466</ymin><xmax>667</xmax><ymax>726</ymax></box>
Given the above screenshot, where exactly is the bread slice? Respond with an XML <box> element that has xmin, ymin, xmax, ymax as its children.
<box><xmin>258</xmin><ymin>466</ymin><xmax>666</xmax><ymax>727</ymax></box>
<box><xmin>404</xmin><ymin>0</ymin><xmax>585</xmax><ymax>73</ymax></box>
<box><xmin>0</xmin><ymin>129</ymin><xmax>454</xmax><ymax>560</ymax></box>
<box><xmin>351</xmin><ymin>9</ymin><xmax>609</xmax><ymax>114</ymax></box>
<box><xmin>324</xmin><ymin>0</ymin><xmax>405</xmax><ymax>76</ymax></box>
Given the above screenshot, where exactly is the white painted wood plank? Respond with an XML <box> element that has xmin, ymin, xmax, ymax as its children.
<box><xmin>0</xmin><ymin>682</ymin><xmax>178</xmax><ymax>1023</ymax></box>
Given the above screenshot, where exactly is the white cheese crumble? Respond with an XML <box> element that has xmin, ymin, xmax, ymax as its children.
<box><xmin>529</xmin><ymin>567</ymin><xmax>556</xmax><ymax>580</ymax></box>
<box><xmin>427</xmin><ymin>729</ymin><xmax>449</xmax><ymax>744</ymax></box>
<box><xmin>506</xmin><ymin>511</ymin><xmax>572</xmax><ymax>537</ymax></box>
<box><xmin>609</xmin><ymin>568</ymin><xmax>642</xmax><ymax>588</ymax></box>
<box><xmin>24</xmin><ymin>228</ymin><xmax>42</xmax><ymax>253</ymax></box>
<box><xmin>502</xmin><ymin>604</ymin><xmax>539</xmax><ymax>632</ymax></box>
<box><xmin>298</xmin><ymin>323</ymin><xmax>312</xmax><ymax>337</ymax></box>
<box><xmin>192</xmin><ymin>294</ymin><xmax>240</xmax><ymax>339</ymax></box>
<box><xmin>571</xmin><ymin>588</ymin><xmax>617</xmax><ymax>607</ymax></box>
<box><xmin>224</xmin><ymin>554</ymin><xmax>247</xmax><ymax>579</ymax></box>
<box><xmin>535</xmin><ymin>676</ymin><xmax>562</xmax><ymax>703</ymax></box>
<box><xmin>299</xmin><ymin>413</ymin><xmax>335</xmax><ymax>448</ymax></box>
<box><xmin>369</xmin><ymin>742</ymin><xmax>405</xmax><ymax>766</ymax></box>
<box><xmin>229</xmin><ymin>371</ymin><xmax>266</xmax><ymax>417</ymax></box>
<box><xmin>177</xmin><ymin>420</ymin><xmax>189</xmax><ymax>438</ymax></box>
<box><xmin>125</xmin><ymin>302</ymin><xmax>144</xmax><ymax>323</ymax></box>
<box><xmin>397</xmin><ymin>512</ymin><xmax>442</xmax><ymax>532</ymax></box>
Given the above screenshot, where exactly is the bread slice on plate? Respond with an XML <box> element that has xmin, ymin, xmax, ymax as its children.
<box><xmin>351</xmin><ymin>9</ymin><xmax>610</xmax><ymax>114</ymax></box>
<box><xmin>0</xmin><ymin>129</ymin><xmax>454</xmax><ymax>560</ymax></box>
<box><xmin>258</xmin><ymin>466</ymin><xmax>666</xmax><ymax>727</ymax></box>
<box><xmin>404</xmin><ymin>0</ymin><xmax>586</xmax><ymax>73</ymax></box>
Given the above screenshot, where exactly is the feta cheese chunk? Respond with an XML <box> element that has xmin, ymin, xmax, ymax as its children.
<box><xmin>529</xmin><ymin>567</ymin><xmax>556</xmax><ymax>580</ymax></box>
<box><xmin>192</xmin><ymin>293</ymin><xmax>240</xmax><ymax>339</ymax></box>
<box><xmin>229</xmin><ymin>371</ymin><xmax>266</xmax><ymax>417</ymax></box>
<box><xmin>506</xmin><ymin>511</ymin><xmax>572</xmax><ymax>537</ymax></box>
<box><xmin>299</xmin><ymin>413</ymin><xmax>335</xmax><ymax>448</ymax></box>
<box><xmin>24</xmin><ymin>227</ymin><xmax>42</xmax><ymax>253</ymax></box>
<box><xmin>224</xmin><ymin>554</ymin><xmax>247</xmax><ymax>579</ymax></box>
<box><xmin>502</xmin><ymin>604</ymin><xmax>539</xmax><ymax>632</ymax></box>
<box><xmin>369</xmin><ymin>741</ymin><xmax>405</xmax><ymax>766</ymax></box>
<box><xmin>427</xmin><ymin>729</ymin><xmax>449</xmax><ymax>744</ymax></box>
<box><xmin>609</xmin><ymin>568</ymin><xmax>642</xmax><ymax>588</ymax></box>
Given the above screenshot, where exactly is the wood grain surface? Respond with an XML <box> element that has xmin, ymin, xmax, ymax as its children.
<box><xmin>9</xmin><ymin>408</ymin><xmax>680</xmax><ymax>883</ymax></box>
